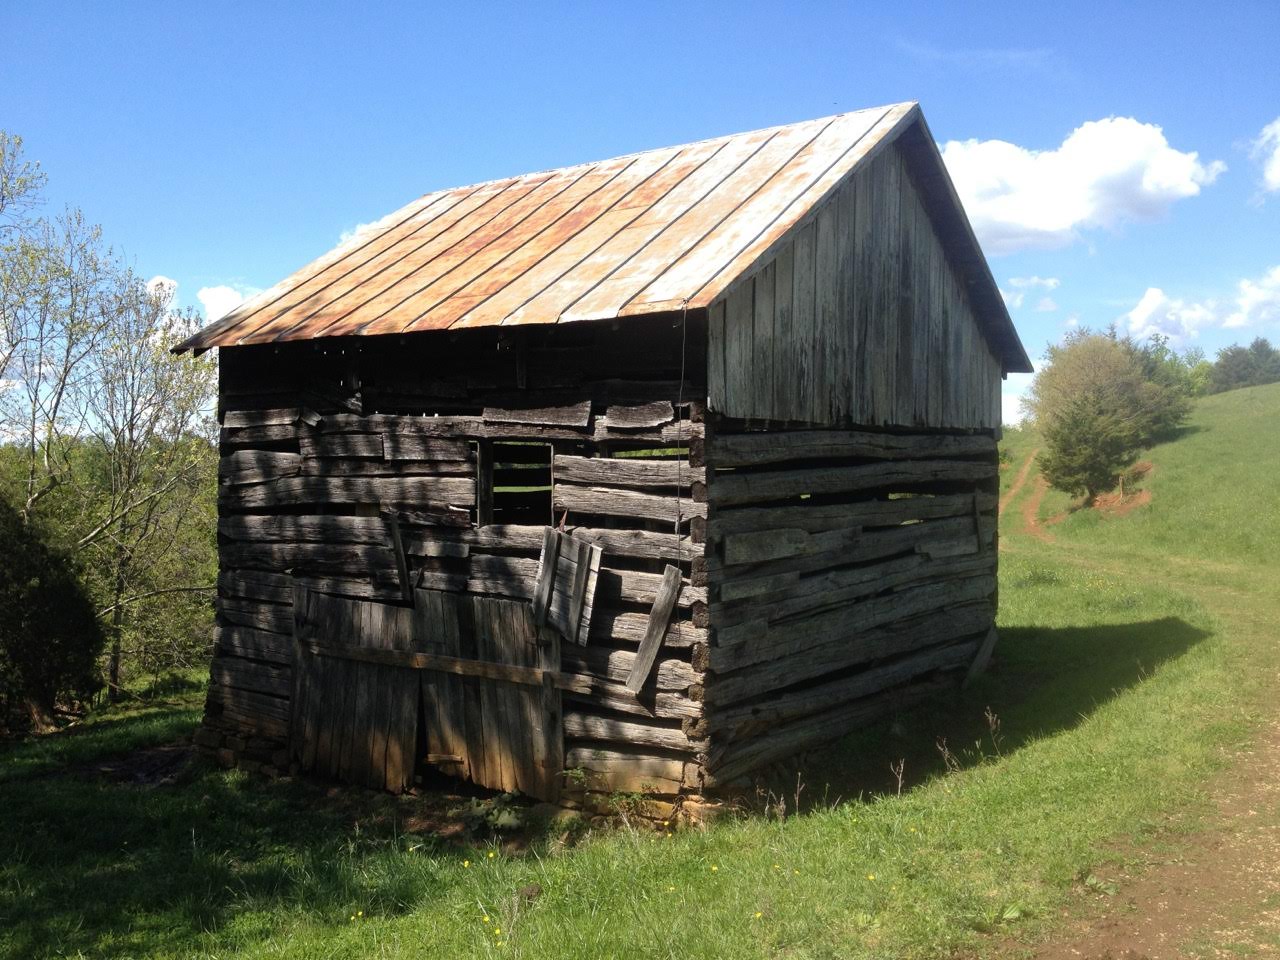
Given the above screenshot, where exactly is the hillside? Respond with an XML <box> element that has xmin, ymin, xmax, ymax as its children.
<box><xmin>1</xmin><ymin>388</ymin><xmax>1278</xmax><ymax>959</ymax></box>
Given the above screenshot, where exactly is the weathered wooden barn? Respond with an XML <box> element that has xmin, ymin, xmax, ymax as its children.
<box><xmin>178</xmin><ymin>101</ymin><xmax>1031</xmax><ymax>806</ymax></box>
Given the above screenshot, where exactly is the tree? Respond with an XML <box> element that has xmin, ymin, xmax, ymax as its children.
<box><xmin>1209</xmin><ymin>337</ymin><xmax>1280</xmax><ymax>394</ymax></box>
<box><xmin>75</xmin><ymin>276</ymin><xmax>216</xmax><ymax>699</ymax></box>
<box><xmin>0</xmin><ymin>129</ymin><xmax>219</xmax><ymax>712</ymax></box>
<box><xmin>1025</xmin><ymin>330</ymin><xmax>1189</xmax><ymax>500</ymax></box>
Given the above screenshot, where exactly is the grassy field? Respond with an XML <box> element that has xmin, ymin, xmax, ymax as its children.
<box><xmin>2</xmin><ymin>384</ymin><xmax>1277</xmax><ymax>960</ymax></box>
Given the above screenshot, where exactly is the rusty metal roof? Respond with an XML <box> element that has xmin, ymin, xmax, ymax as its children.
<box><xmin>176</xmin><ymin>101</ymin><xmax>1028</xmax><ymax>372</ymax></box>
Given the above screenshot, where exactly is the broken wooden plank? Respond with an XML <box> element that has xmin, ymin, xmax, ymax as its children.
<box><xmin>483</xmin><ymin>400</ymin><xmax>592</xmax><ymax>428</ymax></box>
<box><xmin>626</xmin><ymin>564</ymin><xmax>682</xmax><ymax>693</ymax></box>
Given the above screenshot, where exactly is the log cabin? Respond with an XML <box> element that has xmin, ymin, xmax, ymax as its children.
<box><xmin>176</xmin><ymin>101</ymin><xmax>1032</xmax><ymax>808</ymax></box>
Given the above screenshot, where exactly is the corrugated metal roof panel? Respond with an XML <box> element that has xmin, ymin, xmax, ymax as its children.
<box><xmin>178</xmin><ymin>103</ymin><xmax>918</xmax><ymax>351</ymax></box>
<box><xmin>175</xmin><ymin>100</ymin><xmax>1029</xmax><ymax>373</ymax></box>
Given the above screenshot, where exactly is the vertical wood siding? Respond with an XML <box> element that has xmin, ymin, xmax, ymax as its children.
<box><xmin>708</xmin><ymin>141</ymin><xmax>1004</xmax><ymax>430</ymax></box>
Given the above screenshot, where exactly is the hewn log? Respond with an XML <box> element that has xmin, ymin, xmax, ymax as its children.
<box><xmin>318</xmin><ymin>413</ymin><xmax>704</xmax><ymax>445</ymax></box>
<box><xmin>712</xmin><ymin>574</ymin><xmax>995</xmax><ymax>670</ymax></box>
<box><xmin>209</xmin><ymin>656</ymin><xmax>292</xmax><ymax>698</ymax></box>
<box><xmin>709</xmin><ymin>637</ymin><xmax>981</xmax><ymax>740</ymax></box>
<box><xmin>300</xmin><ymin>458</ymin><xmax>474</xmax><ymax>477</ymax></box>
<box><xmin>712</xmin><ymin>551</ymin><xmax>991</xmax><ymax>628</ymax></box>
<box><xmin>484</xmin><ymin>400</ymin><xmax>592</xmax><ymax>428</ymax></box>
<box><xmin>707</xmin><ymin>514</ymin><xmax>993</xmax><ymax>582</ymax></box>
<box><xmin>222</xmin><ymin>542</ymin><xmax>398</xmax><ymax>574</ymax></box>
<box><xmin>552</xmin><ymin>454</ymin><xmax>705</xmax><ymax>489</ymax></box>
<box><xmin>563</xmin><ymin>711</ymin><xmax>704</xmax><ymax>753</ymax></box>
<box><xmin>300</xmin><ymin>433</ymin><xmax>384</xmax><ymax>458</ymax></box>
<box><xmin>220</xmin><ymin>476</ymin><xmax>475</xmax><ymax>510</ymax></box>
<box><xmin>707</xmin><ymin>428</ymin><xmax>996</xmax><ymax>468</ymax></box>
<box><xmin>707</xmin><ymin>601</ymin><xmax>993</xmax><ymax>706</ymax></box>
<box><xmin>219</xmin><ymin>450</ymin><xmax>302</xmax><ymax>486</ymax></box>
<box><xmin>220</xmin><ymin>514</ymin><xmax>389</xmax><ymax>545</ymax></box>
<box><xmin>704</xmin><ymin>676</ymin><xmax>952</xmax><ymax>786</ymax></box>
<box><xmin>562</xmin><ymin>646</ymin><xmax>698</xmax><ymax>692</ymax></box>
<box><xmin>220</xmin><ymin>424</ymin><xmax>301</xmax><ymax>446</ymax></box>
<box><xmin>708</xmin><ymin>459</ymin><xmax>996</xmax><ymax>507</ymax></box>
<box><xmin>215</xmin><ymin>625</ymin><xmax>293</xmax><ymax>665</ymax></box>
<box><xmin>554</xmin><ymin>484</ymin><xmax>707</xmax><ymax>524</ymax></box>
<box><xmin>707</xmin><ymin>492</ymin><xmax>997</xmax><ymax>541</ymax></box>
<box><xmin>563</xmin><ymin>746</ymin><xmax>690</xmax><ymax>793</ymax></box>
<box><xmin>222</xmin><ymin>407</ymin><xmax>299</xmax><ymax>428</ymax></box>
<box><xmin>562</xmin><ymin>687</ymin><xmax>702</xmax><ymax>721</ymax></box>
<box><xmin>218</xmin><ymin>598</ymin><xmax>293</xmax><ymax>634</ymax></box>
<box><xmin>604</xmin><ymin>400</ymin><xmax>674</xmax><ymax>428</ymax></box>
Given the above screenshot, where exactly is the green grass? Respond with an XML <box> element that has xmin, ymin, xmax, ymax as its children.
<box><xmin>2</xmin><ymin>387</ymin><xmax>1277</xmax><ymax>959</ymax></box>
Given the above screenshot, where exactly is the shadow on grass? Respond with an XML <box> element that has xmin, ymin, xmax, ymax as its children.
<box><xmin>754</xmin><ymin>616</ymin><xmax>1211</xmax><ymax>807</ymax></box>
<box><xmin>0</xmin><ymin>751</ymin><xmax>460</xmax><ymax>959</ymax></box>
<box><xmin>0</xmin><ymin>617</ymin><xmax>1211</xmax><ymax>958</ymax></box>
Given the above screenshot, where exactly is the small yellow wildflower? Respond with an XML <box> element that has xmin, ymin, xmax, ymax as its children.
<box><xmin>667</xmin><ymin>885</ymin><xmax>676</xmax><ymax>892</ymax></box>
<box><xmin>662</xmin><ymin>821</ymin><xmax>669</xmax><ymax>827</ymax></box>
<box><xmin>772</xmin><ymin>863</ymin><xmax>780</xmax><ymax>870</ymax></box>
<box><xmin>753</xmin><ymin>911</ymin><xmax>763</xmax><ymax>919</ymax></box>
<box><xmin>463</xmin><ymin>860</ymin><xmax>471</xmax><ymax>868</ymax></box>
<box><xmin>493</xmin><ymin>927</ymin><xmax>501</xmax><ymax>936</ymax></box>
<box><xmin>792</xmin><ymin>869</ymin><xmax>800</xmax><ymax>875</ymax></box>
<box><xmin>867</xmin><ymin>874</ymin><xmax>876</xmax><ymax>881</ymax></box>
<box><xmin>357</xmin><ymin>911</ymin><xmax>363</xmax><ymax>917</ymax></box>
<box><xmin>488</xmin><ymin>850</ymin><xmax>496</xmax><ymax>859</ymax></box>
<box><xmin>710</xmin><ymin>865</ymin><xmax>719</xmax><ymax>872</ymax></box>
<box><xmin>483</xmin><ymin>916</ymin><xmax>490</xmax><ymax>924</ymax></box>
<box><xmin>349</xmin><ymin>915</ymin><xmax>356</xmax><ymax>922</ymax></box>
<box><xmin>909</xmin><ymin>826</ymin><xmax>917</xmax><ymax>833</ymax></box>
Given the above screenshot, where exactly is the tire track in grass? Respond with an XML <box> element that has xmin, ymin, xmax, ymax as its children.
<box><xmin>999</xmin><ymin>448</ymin><xmax>1040</xmax><ymax>519</ymax></box>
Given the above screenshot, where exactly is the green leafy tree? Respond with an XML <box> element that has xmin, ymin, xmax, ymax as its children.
<box><xmin>0</xmin><ymin>130</ymin><xmax>218</xmax><ymax>711</ymax></box>
<box><xmin>1025</xmin><ymin>330</ymin><xmax>1189</xmax><ymax>500</ymax></box>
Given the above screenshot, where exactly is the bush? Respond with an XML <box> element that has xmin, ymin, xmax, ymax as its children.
<box><xmin>1026</xmin><ymin>330</ymin><xmax>1190</xmax><ymax>500</ymax></box>
<box><xmin>0</xmin><ymin>499</ymin><xmax>105</xmax><ymax>732</ymax></box>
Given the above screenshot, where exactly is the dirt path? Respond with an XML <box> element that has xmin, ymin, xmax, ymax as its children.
<box><xmin>1022</xmin><ymin>714</ymin><xmax>1280</xmax><ymax>959</ymax></box>
<box><xmin>1019</xmin><ymin>476</ymin><xmax>1054</xmax><ymax>543</ymax></box>
<box><xmin>999</xmin><ymin>523</ymin><xmax>1280</xmax><ymax>957</ymax></box>
<box><xmin>999</xmin><ymin>448</ymin><xmax>1040</xmax><ymax>518</ymax></box>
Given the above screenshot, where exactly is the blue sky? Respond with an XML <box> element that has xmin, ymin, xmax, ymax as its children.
<box><xmin>3</xmin><ymin>1</ymin><xmax>1278</xmax><ymax>420</ymax></box>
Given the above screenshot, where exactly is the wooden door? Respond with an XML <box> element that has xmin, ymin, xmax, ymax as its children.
<box><xmin>290</xmin><ymin>587</ymin><xmax>420</xmax><ymax>792</ymax></box>
<box><xmin>290</xmin><ymin>586</ymin><xmax>563</xmax><ymax>801</ymax></box>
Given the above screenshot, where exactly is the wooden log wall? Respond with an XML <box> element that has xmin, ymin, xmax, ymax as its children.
<box><xmin>707</xmin><ymin>139</ymin><xmax>1005</xmax><ymax>431</ymax></box>
<box><xmin>205</xmin><ymin>317</ymin><xmax>711</xmax><ymax>797</ymax></box>
<box><xmin>699</xmin><ymin>419</ymin><xmax>1000</xmax><ymax>788</ymax></box>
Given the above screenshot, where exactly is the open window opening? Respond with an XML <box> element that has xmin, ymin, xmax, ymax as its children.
<box><xmin>477</xmin><ymin>441</ymin><xmax>553</xmax><ymax>527</ymax></box>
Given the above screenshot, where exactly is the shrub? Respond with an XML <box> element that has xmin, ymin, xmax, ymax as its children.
<box><xmin>1025</xmin><ymin>330</ymin><xmax>1189</xmax><ymax>501</ymax></box>
<box><xmin>0</xmin><ymin>499</ymin><xmax>105</xmax><ymax>732</ymax></box>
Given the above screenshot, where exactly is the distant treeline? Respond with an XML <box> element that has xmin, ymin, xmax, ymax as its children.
<box><xmin>1203</xmin><ymin>337</ymin><xmax>1280</xmax><ymax>394</ymax></box>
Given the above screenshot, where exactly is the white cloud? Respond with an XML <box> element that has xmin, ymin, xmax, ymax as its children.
<box><xmin>1009</xmin><ymin>275</ymin><xmax>1061</xmax><ymax>290</ymax></box>
<box><xmin>1034</xmin><ymin>296</ymin><xmax>1058</xmax><ymax>313</ymax></box>
<box><xmin>1122</xmin><ymin>265</ymin><xmax>1280</xmax><ymax>341</ymax></box>
<box><xmin>339</xmin><ymin>220</ymin><xmax>386</xmax><ymax>245</ymax></box>
<box><xmin>1252</xmin><ymin>118</ymin><xmax>1280</xmax><ymax>193</ymax></box>
<box><xmin>1124</xmin><ymin>287</ymin><xmax>1218</xmax><ymax>341</ymax></box>
<box><xmin>197</xmin><ymin>285</ymin><xmax>252</xmax><ymax>323</ymax></box>
<box><xmin>1225</xmin><ymin>265</ymin><xmax>1280</xmax><ymax>329</ymax></box>
<box><xmin>1001</xmin><ymin>276</ymin><xmax>1060</xmax><ymax>310</ymax></box>
<box><xmin>146</xmin><ymin>274</ymin><xmax>178</xmax><ymax>303</ymax></box>
<box><xmin>942</xmin><ymin>117</ymin><xmax>1225</xmax><ymax>254</ymax></box>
